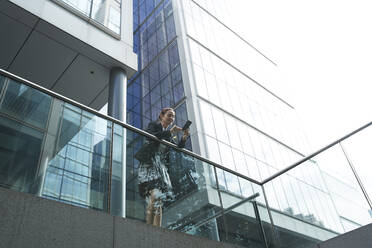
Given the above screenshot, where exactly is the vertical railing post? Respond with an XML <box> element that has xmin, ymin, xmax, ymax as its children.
<box><xmin>252</xmin><ymin>200</ymin><xmax>269</xmax><ymax>248</ymax></box>
<box><xmin>340</xmin><ymin>142</ymin><xmax>372</xmax><ymax>210</ymax></box>
<box><xmin>89</xmin><ymin>0</ymin><xmax>94</xmax><ymax>19</ymax></box>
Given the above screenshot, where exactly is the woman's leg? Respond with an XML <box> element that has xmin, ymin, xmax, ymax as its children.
<box><xmin>145</xmin><ymin>194</ymin><xmax>155</xmax><ymax>225</ymax></box>
<box><xmin>150</xmin><ymin>189</ymin><xmax>163</xmax><ymax>227</ymax></box>
<box><xmin>146</xmin><ymin>189</ymin><xmax>163</xmax><ymax>226</ymax></box>
<box><xmin>153</xmin><ymin>200</ymin><xmax>162</xmax><ymax>226</ymax></box>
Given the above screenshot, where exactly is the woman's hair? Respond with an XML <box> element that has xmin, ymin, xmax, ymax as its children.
<box><xmin>158</xmin><ymin>107</ymin><xmax>174</xmax><ymax>121</ymax></box>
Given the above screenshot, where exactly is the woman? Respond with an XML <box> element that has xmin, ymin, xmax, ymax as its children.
<box><xmin>138</xmin><ymin>107</ymin><xmax>190</xmax><ymax>227</ymax></box>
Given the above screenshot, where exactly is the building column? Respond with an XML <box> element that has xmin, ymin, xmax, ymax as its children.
<box><xmin>108</xmin><ymin>67</ymin><xmax>127</xmax><ymax>217</ymax></box>
<box><xmin>108</xmin><ymin>67</ymin><xmax>127</xmax><ymax>122</ymax></box>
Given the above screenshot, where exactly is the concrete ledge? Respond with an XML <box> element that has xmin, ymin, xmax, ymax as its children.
<box><xmin>0</xmin><ymin>187</ymin><xmax>243</xmax><ymax>248</ymax></box>
<box><xmin>316</xmin><ymin>223</ymin><xmax>372</xmax><ymax>248</ymax></box>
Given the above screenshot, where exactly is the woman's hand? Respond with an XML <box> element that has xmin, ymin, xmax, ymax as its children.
<box><xmin>170</xmin><ymin>125</ymin><xmax>182</xmax><ymax>135</ymax></box>
<box><xmin>181</xmin><ymin>128</ymin><xmax>190</xmax><ymax>141</ymax></box>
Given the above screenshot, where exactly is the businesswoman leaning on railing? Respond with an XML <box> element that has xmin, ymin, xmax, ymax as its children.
<box><xmin>137</xmin><ymin>107</ymin><xmax>190</xmax><ymax>227</ymax></box>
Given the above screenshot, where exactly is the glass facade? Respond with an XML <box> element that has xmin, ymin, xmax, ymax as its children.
<box><xmin>178</xmin><ymin>0</ymin><xmax>308</xmax><ymax>190</ymax></box>
<box><xmin>128</xmin><ymin>0</ymin><xmax>372</xmax><ymax>246</ymax></box>
<box><xmin>55</xmin><ymin>0</ymin><xmax>122</xmax><ymax>34</ymax></box>
<box><xmin>128</xmin><ymin>0</ymin><xmax>188</xmax><ymax>134</ymax></box>
<box><xmin>174</xmin><ymin>0</ymin><xmax>372</xmax><ymax>246</ymax></box>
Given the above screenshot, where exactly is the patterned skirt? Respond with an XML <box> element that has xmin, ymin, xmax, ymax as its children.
<box><xmin>138</xmin><ymin>152</ymin><xmax>173</xmax><ymax>199</ymax></box>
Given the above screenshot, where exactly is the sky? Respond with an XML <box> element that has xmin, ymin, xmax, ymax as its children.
<box><xmin>237</xmin><ymin>0</ymin><xmax>372</xmax><ymax>151</ymax></box>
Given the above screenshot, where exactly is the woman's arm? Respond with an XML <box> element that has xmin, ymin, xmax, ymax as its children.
<box><xmin>177</xmin><ymin>129</ymin><xmax>190</xmax><ymax>148</ymax></box>
<box><xmin>146</xmin><ymin>122</ymin><xmax>172</xmax><ymax>140</ymax></box>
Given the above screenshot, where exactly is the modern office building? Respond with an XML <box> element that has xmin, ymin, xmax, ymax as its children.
<box><xmin>125</xmin><ymin>0</ymin><xmax>372</xmax><ymax>246</ymax></box>
<box><xmin>0</xmin><ymin>0</ymin><xmax>371</xmax><ymax>248</ymax></box>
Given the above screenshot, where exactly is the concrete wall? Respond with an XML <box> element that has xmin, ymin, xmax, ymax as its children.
<box><xmin>0</xmin><ymin>187</ymin><xmax>243</xmax><ymax>248</ymax></box>
<box><xmin>315</xmin><ymin>223</ymin><xmax>372</xmax><ymax>248</ymax></box>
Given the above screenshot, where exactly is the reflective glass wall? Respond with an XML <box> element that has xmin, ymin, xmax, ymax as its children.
<box><xmin>178</xmin><ymin>0</ymin><xmax>308</xmax><ymax>189</ymax></box>
<box><xmin>0</xmin><ymin>75</ymin><xmax>124</xmax><ymax>213</ymax></box>
<box><xmin>54</xmin><ymin>0</ymin><xmax>122</xmax><ymax>34</ymax></box>
<box><xmin>128</xmin><ymin>0</ymin><xmax>189</xmax><ymax>137</ymax></box>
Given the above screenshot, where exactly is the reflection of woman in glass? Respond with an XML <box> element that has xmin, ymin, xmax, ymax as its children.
<box><xmin>138</xmin><ymin>108</ymin><xmax>190</xmax><ymax>227</ymax></box>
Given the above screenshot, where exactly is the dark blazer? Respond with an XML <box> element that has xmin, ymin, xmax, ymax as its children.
<box><xmin>146</xmin><ymin>121</ymin><xmax>186</xmax><ymax>148</ymax></box>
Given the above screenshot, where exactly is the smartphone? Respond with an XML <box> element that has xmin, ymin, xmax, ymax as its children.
<box><xmin>182</xmin><ymin>120</ymin><xmax>192</xmax><ymax>131</ymax></box>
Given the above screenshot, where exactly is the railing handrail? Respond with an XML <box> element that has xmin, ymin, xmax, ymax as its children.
<box><xmin>181</xmin><ymin>192</ymin><xmax>260</xmax><ymax>232</ymax></box>
<box><xmin>0</xmin><ymin>68</ymin><xmax>261</xmax><ymax>185</ymax></box>
<box><xmin>2</xmin><ymin>68</ymin><xmax>370</xmax><ymax>188</ymax></box>
<box><xmin>262</xmin><ymin>120</ymin><xmax>372</xmax><ymax>184</ymax></box>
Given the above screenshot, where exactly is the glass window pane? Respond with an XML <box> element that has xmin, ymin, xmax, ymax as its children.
<box><xmin>232</xmin><ymin>148</ymin><xmax>248</xmax><ymax>176</ymax></box>
<box><xmin>211</xmin><ymin>108</ymin><xmax>228</xmax><ymax>144</ymax></box>
<box><xmin>198</xmin><ymin>100</ymin><xmax>216</xmax><ymax>138</ymax></box>
<box><xmin>205</xmin><ymin>136</ymin><xmax>221</xmax><ymax>164</ymax></box>
<box><xmin>61</xmin><ymin>0</ymin><xmax>91</xmax><ymax>16</ymax></box>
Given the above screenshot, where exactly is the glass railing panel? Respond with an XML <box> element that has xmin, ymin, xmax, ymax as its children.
<box><xmin>216</xmin><ymin>173</ymin><xmax>269</xmax><ymax>247</ymax></box>
<box><xmin>0</xmin><ymin>74</ymin><xmax>117</xmax><ymax>211</ymax></box>
<box><xmin>125</xmin><ymin>128</ymin><xmax>145</xmax><ymax>220</ymax></box>
<box><xmin>263</xmin><ymin>143</ymin><xmax>372</xmax><ymax>248</ymax></box>
<box><xmin>0</xmin><ymin>77</ymin><xmax>52</xmax><ymax>129</ymax></box>
<box><xmin>0</xmin><ymin>71</ymin><xmax>275</xmax><ymax>246</ymax></box>
<box><xmin>0</xmin><ymin>115</ymin><xmax>45</xmax><ymax>193</ymax></box>
<box><xmin>0</xmin><ymin>77</ymin><xmax>52</xmax><ymax>193</ymax></box>
<box><xmin>0</xmin><ymin>74</ymin><xmax>5</xmax><ymax>91</ymax></box>
<box><xmin>340</xmin><ymin>125</ymin><xmax>372</xmax><ymax>212</ymax></box>
<box><xmin>110</xmin><ymin>123</ymin><xmax>125</xmax><ymax>216</ymax></box>
<box><xmin>181</xmin><ymin>207</ymin><xmax>222</xmax><ymax>241</ymax></box>
<box><xmin>316</xmin><ymin>145</ymin><xmax>371</xmax><ymax>229</ymax></box>
<box><xmin>125</xmin><ymin>132</ymin><xmax>219</xmax><ymax>235</ymax></box>
<box><xmin>41</xmin><ymin>102</ymin><xmax>113</xmax><ymax>211</ymax></box>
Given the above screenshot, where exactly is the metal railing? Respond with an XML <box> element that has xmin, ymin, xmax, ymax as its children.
<box><xmin>1</xmin><ymin>67</ymin><xmax>371</xmax><ymax>188</ymax></box>
<box><xmin>0</xmin><ymin>68</ymin><xmax>261</xmax><ymax>186</ymax></box>
<box><xmin>1</xmin><ymin>67</ymin><xmax>371</xmax><ymax>247</ymax></box>
<box><xmin>1</xmin><ymin>67</ymin><xmax>371</xmax><ymax>191</ymax></box>
<box><xmin>262</xmin><ymin>121</ymin><xmax>372</xmax><ymax>185</ymax></box>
